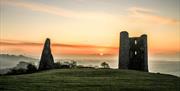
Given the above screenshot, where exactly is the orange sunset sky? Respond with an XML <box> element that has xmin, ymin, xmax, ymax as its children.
<box><xmin>0</xmin><ymin>0</ymin><xmax>180</xmax><ymax>61</ymax></box>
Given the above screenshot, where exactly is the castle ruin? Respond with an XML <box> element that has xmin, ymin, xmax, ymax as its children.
<box><xmin>39</xmin><ymin>38</ymin><xmax>54</xmax><ymax>70</ymax></box>
<box><xmin>119</xmin><ymin>31</ymin><xmax>148</xmax><ymax>72</ymax></box>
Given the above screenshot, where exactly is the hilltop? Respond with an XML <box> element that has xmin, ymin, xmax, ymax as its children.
<box><xmin>0</xmin><ymin>69</ymin><xmax>179</xmax><ymax>91</ymax></box>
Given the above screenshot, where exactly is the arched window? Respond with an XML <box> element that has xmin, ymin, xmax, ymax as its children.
<box><xmin>135</xmin><ymin>51</ymin><xmax>137</xmax><ymax>55</ymax></box>
<box><xmin>135</xmin><ymin>40</ymin><xmax>137</xmax><ymax>45</ymax></box>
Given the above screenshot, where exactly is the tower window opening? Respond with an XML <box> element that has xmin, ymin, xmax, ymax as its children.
<box><xmin>135</xmin><ymin>40</ymin><xmax>137</xmax><ymax>45</ymax></box>
<box><xmin>135</xmin><ymin>51</ymin><xmax>137</xmax><ymax>55</ymax></box>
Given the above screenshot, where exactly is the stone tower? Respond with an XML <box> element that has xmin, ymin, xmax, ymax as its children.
<box><xmin>119</xmin><ymin>31</ymin><xmax>148</xmax><ymax>72</ymax></box>
<box><xmin>39</xmin><ymin>38</ymin><xmax>54</xmax><ymax>70</ymax></box>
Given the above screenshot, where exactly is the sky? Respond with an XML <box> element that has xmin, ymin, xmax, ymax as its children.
<box><xmin>0</xmin><ymin>0</ymin><xmax>180</xmax><ymax>61</ymax></box>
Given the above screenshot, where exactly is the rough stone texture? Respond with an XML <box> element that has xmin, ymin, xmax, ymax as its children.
<box><xmin>39</xmin><ymin>38</ymin><xmax>54</xmax><ymax>70</ymax></box>
<box><xmin>141</xmin><ymin>35</ymin><xmax>148</xmax><ymax>72</ymax></box>
<box><xmin>119</xmin><ymin>31</ymin><xmax>129</xmax><ymax>69</ymax></box>
<box><xmin>119</xmin><ymin>31</ymin><xmax>148</xmax><ymax>72</ymax></box>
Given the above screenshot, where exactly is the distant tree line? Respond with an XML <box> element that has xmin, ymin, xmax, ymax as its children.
<box><xmin>6</xmin><ymin>62</ymin><xmax>37</xmax><ymax>75</ymax></box>
<box><xmin>4</xmin><ymin>61</ymin><xmax>110</xmax><ymax>75</ymax></box>
<box><xmin>54</xmin><ymin>61</ymin><xmax>77</xmax><ymax>69</ymax></box>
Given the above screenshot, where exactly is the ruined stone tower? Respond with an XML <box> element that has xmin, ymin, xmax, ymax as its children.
<box><xmin>119</xmin><ymin>31</ymin><xmax>148</xmax><ymax>72</ymax></box>
<box><xmin>39</xmin><ymin>38</ymin><xmax>54</xmax><ymax>70</ymax></box>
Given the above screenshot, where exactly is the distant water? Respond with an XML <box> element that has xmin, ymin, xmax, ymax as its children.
<box><xmin>149</xmin><ymin>61</ymin><xmax>180</xmax><ymax>77</ymax></box>
<box><xmin>0</xmin><ymin>55</ymin><xmax>180</xmax><ymax>77</ymax></box>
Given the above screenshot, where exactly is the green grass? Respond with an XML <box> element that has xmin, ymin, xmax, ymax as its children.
<box><xmin>0</xmin><ymin>69</ymin><xmax>179</xmax><ymax>91</ymax></box>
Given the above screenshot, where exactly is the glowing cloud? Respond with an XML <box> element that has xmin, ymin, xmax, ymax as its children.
<box><xmin>128</xmin><ymin>7</ymin><xmax>180</xmax><ymax>25</ymax></box>
<box><xmin>2</xmin><ymin>0</ymin><xmax>115</xmax><ymax>19</ymax></box>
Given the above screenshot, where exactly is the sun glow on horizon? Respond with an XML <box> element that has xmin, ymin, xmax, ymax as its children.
<box><xmin>99</xmin><ymin>53</ymin><xmax>104</xmax><ymax>56</ymax></box>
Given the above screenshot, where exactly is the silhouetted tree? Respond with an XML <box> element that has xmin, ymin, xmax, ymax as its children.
<box><xmin>70</xmin><ymin>61</ymin><xmax>77</xmax><ymax>68</ymax></box>
<box><xmin>101</xmin><ymin>62</ymin><xmax>110</xmax><ymax>69</ymax></box>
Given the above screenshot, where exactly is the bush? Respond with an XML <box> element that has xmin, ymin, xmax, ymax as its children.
<box><xmin>54</xmin><ymin>61</ymin><xmax>77</xmax><ymax>69</ymax></box>
<box><xmin>6</xmin><ymin>61</ymin><xmax>37</xmax><ymax>75</ymax></box>
<box><xmin>27</xmin><ymin>64</ymin><xmax>37</xmax><ymax>73</ymax></box>
<box><xmin>54</xmin><ymin>62</ymin><xmax>62</xmax><ymax>69</ymax></box>
<box><xmin>6</xmin><ymin>68</ymin><xmax>27</xmax><ymax>75</ymax></box>
<box><xmin>70</xmin><ymin>61</ymin><xmax>77</xmax><ymax>68</ymax></box>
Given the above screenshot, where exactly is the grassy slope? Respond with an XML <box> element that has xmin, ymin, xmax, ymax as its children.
<box><xmin>0</xmin><ymin>69</ymin><xmax>179</xmax><ymax>91</ymax></box>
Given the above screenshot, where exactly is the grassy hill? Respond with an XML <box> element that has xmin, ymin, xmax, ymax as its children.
<box><xmin>0</xmin><ymin>69</ymin><xmax>179</xmax><ymax>91</ymax></box>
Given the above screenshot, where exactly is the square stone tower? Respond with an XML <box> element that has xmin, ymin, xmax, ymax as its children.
<box><xmin>119</xmin><ymin>31</ymin><xmax>148</xmax><ymax>72</ymax></box>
